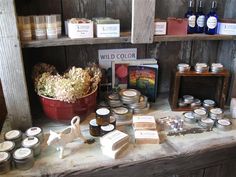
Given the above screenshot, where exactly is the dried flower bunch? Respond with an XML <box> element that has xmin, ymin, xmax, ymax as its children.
<box><xmin>32</xmin><ymin>63</ymin><xmax>102</xmax><ymax>103</ymax></box>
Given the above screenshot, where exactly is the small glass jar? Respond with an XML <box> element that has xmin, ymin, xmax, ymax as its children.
<box><xmin>0</xmin><ymin>141</ymin><xmax>15</xmax><ymax>154</ymax></box>
<box><xmin>96</xmin><ymin>108</ymin><xmax>111</xmax><ymax>126</ymax></box>
<box><xmin>198</xmin><ymin>118</ymin><xmax>214</xmax><ymax>130</ymax></box>
<box><xmin>203</xmin><ymin>99</ymin><xmax>216</xmax><ymax>110</ymax></box>
<box><xmin>4</xmin><ymin>130</ymin><xmax>22</xmax><ymax>148</ymax></box>
<box><xmin>56</xmin><ymin>14</ymin><xmax>62</xmax><ymax>37</ymax></box>
<box><xmin>25</xmin><ymin>127</ymin><xmax>44</xmax><ymax>143</ymax></box>
<box><xmin>191</xmin><ymin>99</ymin><xmax>202</xmax><ymax>108</ymax></box>
<box><xmin>13</xmin><ymin>148</ymin><xmax>34</xmax><ymax>170</ymax></box>
<box><xmin>101</xmin><ymin>124</ymin><xmax>115</xmax><ymax>136</ymax></box>
<box><xmin>45</xmin><ymin>15</ymin><xmax>58</xmax><ymax>39</ymax></box>
<box><xmin>184</xmin><ymin>112</ymin><xmax>196</xmax><ymax>124</ymax></box>
<box><xmin>195</xmin><ymin>63</ymin><xmax>209</xmax><ymax>73</ymax></box>
<box><xmin>89</xmin><ymin>119</ymin><xmax>101</xmax><ymax>137</ymax></box>
<box><xmin>211</xmin><ymin>63</ymin><xmax>223</xmax><ymax>73</ymax></box>
<box><xmin>209</xmin><ymin>108</ymin><xmax>223</xmax><ymax>122</ymax></box>
<box><xmin>32</xmin><ymin>15</ymin><xmax>47</xmax><ymax>40</ymax></box>
<box><xmin>183</xmin><ymin>95</ymin><xmax>194</xmax><ymax>104</ymax></box>
<box><xmin>178</xmin><ymin>98</ymin><xmax>187</xmax><ymax>107</ymax></box>
<box><xmin>216</xmin><ymin>119</ymin><xmax>232</xmax><ymax>131</ymax></box>
<box><xmin>18</xmin><ymin>16</ymin><xmax>32</xmax><ymax>41</ymax></box>
<box><xmin>0</xmin><ymin>152</ymin><xmax>11</xmax><ymax>174</ymax></box>
<box><xmin>22</xmin><ymin>137</ymin><xmax>41</xmax><ymax>157</ymax></box>
<box><xmin>177</xmin><ymin>63</ymin><xmax>190</xmax><ymax>73</ymax></box>
<box><xmin>193</xmin><ymin>108</ymin><xmax>207</xmax><ymax>121</ymax></box>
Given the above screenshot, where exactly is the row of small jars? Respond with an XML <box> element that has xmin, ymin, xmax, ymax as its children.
<box><xmin>184</xmin><ymin>107</ymin><xmax>232</xmax><ymax>131</ymax></box>
<box><xmin>0</xmin><ymin>127</ymin><xmax>43</xmax><ymax>174</ymax></box>
<box><xmin>18</xmin><ymin>15</ymin><xmax>62</xmax><ymax>41</ymax></box>
<box><xmin>177</xmin><ymin>63</ymin><xmax>224</xmax><ymax>73</ymax></box>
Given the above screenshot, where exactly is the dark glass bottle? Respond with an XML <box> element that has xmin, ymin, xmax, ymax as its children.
<box><xmin>185</xmin><ymin>0</ymin><xmax>196</xmax><ymax>34</ymax></box>
<box><xmin>205</xmin><ymin>1</ymin><xmax>218</xmax><ymax>35</ymax></box>
<box><xmin>196</xmin><ymin>0</ymin><xmax>205</xmax><ymax>33</ymax></box>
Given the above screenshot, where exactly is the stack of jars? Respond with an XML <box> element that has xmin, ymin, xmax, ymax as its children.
<box><xmin>18</xmin><ymin>15</ymin><xmax>62</xmax><ymax>41</ymax></box>
<box><xmin>0</xmin><ymin>127</ymin><xmax>43</xmax><ymax>174</ymax></box>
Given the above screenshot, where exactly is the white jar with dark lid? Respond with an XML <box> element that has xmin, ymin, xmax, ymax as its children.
<box><xmin>13</xmin><ymin>148</ymin><xmax>34</xmax><ymax>170</ymax></box>
<box><xmin>4</xmin><ymin>130</ymin><xmax>22</xmax><ymax>148</ymax></box>
<box><xmin>0</xmin><ymin>152</ymin><xmax>11</xmax><ymax>174</ymax></box>
<box><xmin>0</xmin><ymin>141</ymin><xmax>15</xmax><ymax>154</ymax></box>
<box><xmin>26</xmin><ymin>127</ymin><xmax>44</xmax><ymax>143</ymax></box>
<box><xmin>22</xmin><ymin>137</ymin><xmax>41</xmax><ymax>157</ymax></box>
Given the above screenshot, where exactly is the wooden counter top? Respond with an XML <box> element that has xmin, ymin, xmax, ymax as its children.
<box><xmin>2</xmin><ymin>95</ymin><xmax>236</xmax><ymax>177</ymax></box>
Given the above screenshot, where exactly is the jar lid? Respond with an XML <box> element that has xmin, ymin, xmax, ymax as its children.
<box><xmin>184</xmin><ymin>112</ymin><xmax>195</xmax><ymax>119</ymax></box>
<box><xmin>183</xmin><ymin>95</ymin><xmax>194</xmax><ymax>100</ymax></box>
<box><xmin>123</xmin><ymin>90</ymin><xmax>137</xmax><ymax>97</ymax></box>
<box><xmin>89</xmin><ymin>119</ymin><xmax>99</xmax><ymax>127</ymax></box>
<box><xmin>203</xmin><ymin>99</ymin><xmax>215</xmax><ymax>106</ymax></box>
<box><xmin>201</xmin><ymin>118</ymin><xmax>214</xmax><ymax>124</ymax></box>
<box><xmin>0</xmin><ymin>152</ymin><xmax>10</xmax><ymax>163</ymax></box>
<box><xmin>218</xmin><ymin>119</ymin><xmax>231</xmax><ymax>126</ymax></box>
<box><xmin>0</xmin><ymin>141</ymin><xmax>15</xmax><ymax>152</ymax></box>
<box><xmin>196</xmin><ymin>63</ymin><xmax>208</xmax><ymax>67</ymax></box>
<box><xmin>112</xmin><ymin>107</ymin><xmax>129</xmax><ymax>115</ymax></box>
<box><xmin>96</xmin><ymin>108</ymin><xmax>110</xmax><ymax>116</ymax></box>
<box><xmin>101</xmin><ymin>124</ymin><xmax>114</xmax><ymax>132</ymax></box>
<box><xmin>210</xmin><ymin>108</ymin><xmax>223</xmax><ymax>115</ymax></box>
<box><xmin>194</xmin><ymin>109</ymin><xmax>207</xmax><ymax>115</ymax></box>
<box><xmin>13</xmin><ymin>148</ymin><xmax>33</xmax><ymax>160</ymax></box>
<box><xmin>178</xmin><ymin>63</ymin><xmax>189</xmax><ymax>68</ymax></box>
<box><xmin>26</xmin><ymin>127</ymin><xmax>42</xmax><ymax>137</ymax></box>
<box><xmin>4</xmin><ymin>130</ymin><xmax>22</xmax><ymax>140</ymax></box>
<box><xmin>22</xmin><ymin>137</ymin><xmax>39</xmax><ymax>148</ymax></box>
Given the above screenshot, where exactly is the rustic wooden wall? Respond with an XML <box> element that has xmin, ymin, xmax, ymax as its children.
<box><xmin>14</xmin><ymin>0</ymin><xmax>236</xmax><ymax>113</ymax></box>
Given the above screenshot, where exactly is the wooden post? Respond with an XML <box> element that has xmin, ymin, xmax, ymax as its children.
<box><xmin>131</xmin><ymin>0</ymin><xmax>155</xmax><ymax>44</ymax></box>
<box><xmin>0</xmin><ymin>0</ymin><xmax>32</xmax><ymax>130</ymax></box>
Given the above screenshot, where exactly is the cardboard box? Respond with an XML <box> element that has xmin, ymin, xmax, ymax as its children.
<box><xmin>154</xmin><ymin>19</ymin><xmax>167</xmax><ymax>35</ymax></box>
<box><xmin>135</xmin><ymin>130</ymin><xmax>159</xmax><ymax>144</ymax></box>
<box><xmin>217</xmin><ymin>19</ymin><xmax>236</xmax><ymax>35</ymax></box>
<box><xmin>167</xmin><ymin>17</ymin><xmax>188</xmax><ymax>35</ymax></box>
<box><xmin>67</xmin><ymin>19</ymin><xmax>94</xmax><ymax>39</ymax></box>
<box><xmin>133</xmin><ymin>116</ymin><xmax>157</xmax><ymax>130</ymax></box>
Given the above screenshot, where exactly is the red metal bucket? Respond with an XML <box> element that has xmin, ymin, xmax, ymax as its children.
<box><xmin>39</xmin><ymin>87</ymin><xmax>97</xmax><ymax>122</ymax></box>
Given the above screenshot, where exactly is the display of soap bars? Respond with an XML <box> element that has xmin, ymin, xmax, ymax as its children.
<box><xmin>100</xmin><ymin>130</ymin><xmax>129</xmax><ymax>159</ymax></box>
<box><xmin>133</xmin><ymin>116</ymin><xmax>159</xmax><ymax>144</ymax></box>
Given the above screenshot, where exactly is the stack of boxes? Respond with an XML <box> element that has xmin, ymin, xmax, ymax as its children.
<box><xmin>133</xmin><ymin>116</ymin><xmax>159</xmax><ymax>144</ymax></box>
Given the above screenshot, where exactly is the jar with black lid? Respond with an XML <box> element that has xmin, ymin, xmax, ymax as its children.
<box><xmin>89</xmin><ymin>119</ymin><xmax>101</xmax><ymax>137</ymax></box>
<box><xmin>4</xmin><ymin>130</ymin><xmax>22</xmax><ymax>148</ymax></box>
<box><xmin>13</xmin><ymin>148</ymin><xmax>34</xmax><ymax>170</ymax></box>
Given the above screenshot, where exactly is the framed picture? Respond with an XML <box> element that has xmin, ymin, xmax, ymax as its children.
<box><xmin>112</xmin><ymin>59</ymin><xmax>157</xmax><ymax>89</ymax></box>
<box><xmin>128</xmin><ymin>65</ymin><xmax>158</xmax><ymax>102</ymax></box>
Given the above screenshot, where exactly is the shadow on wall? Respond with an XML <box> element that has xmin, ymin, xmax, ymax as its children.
<box><xmin>0</xmin><ymin>80</ymin><xmax>7</xmax><ymax>131</ymax></box>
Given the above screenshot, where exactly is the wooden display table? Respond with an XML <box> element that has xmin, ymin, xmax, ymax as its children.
<box><xmin>1</xmin><ymin>95</ymin><xmax>236</xmax><ymax>177</ymax></box>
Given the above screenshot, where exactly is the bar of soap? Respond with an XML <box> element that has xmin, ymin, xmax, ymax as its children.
<box><xmin>133</xmin><ymin>116</ymin><xmax>157</xmax><ymax>130</ymax></box>
<box><xmin>135</xmin><ymin>130</ymin><xmax>159</xmax><ymax>144</ymax></box>
<box><xmin>101</xmin><ymin>142</ymin><xmax>129</xmax><ymax>159</ymax></box>
<box><xmin>100</xmin><ymin>130</ymin><xmax>129</xmax><ymax>151</ymax></box>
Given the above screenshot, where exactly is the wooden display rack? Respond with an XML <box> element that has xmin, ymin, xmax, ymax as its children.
<box><xmin>169</xmin><ymin>69</ymin><xmax>230</xmax><ymax>111</ymax></box>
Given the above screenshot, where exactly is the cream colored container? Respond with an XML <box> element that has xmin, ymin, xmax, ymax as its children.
<box><xmin>18</xmin><ymin>16</ymin><xmax>32</xmax><ymax>41</ymax></box>
<box><xmin>45</xmin><ymin>15</ymin><xmax>58</xmax><ymax>39</ymax></box>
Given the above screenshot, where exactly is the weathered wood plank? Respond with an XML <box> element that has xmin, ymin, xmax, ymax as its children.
<box><xmin>177</xmin><ymin>169</ymin><xmax>204</xmax><ymax>177</ymax></box>
<box><xmin>106</xmin><ymin>0</ymin><xmax>131</xmax><ymax>31</ymax></box>
<box><xmin>203</xmin><ymin>165</ymin><xmax>222</xmax><ymax>177</ymax></box>
<box><xmin>219</xmin><ymin>160</ymin><xmax>236</xmax><ymax>177</ymax></box>
<box><xmin>0</xmin><ymin>0</ymin><xmax>18</xmax><ymax>37</ymax></box>
<box><xmin>0</xmin><ymin>0</ymin><xmax>31</xmax><ymax>130</ymax></box>
<box><xmin>0</xmin><ymin>80</ymin><xmax>7</xmax><ymax>130</ymax></box>
<box><xmin>131</xmin><ymin>0</ymin><xmax>155</xmax><ymax>43</ymax></box>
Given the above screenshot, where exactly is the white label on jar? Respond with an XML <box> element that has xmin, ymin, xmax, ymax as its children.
<box><xmin>23</xmin><ymin>137</ymin><xmax>39</xmax><ymax>147</ymax></box>
<box><xmin>184</xmin><ymin>112</ymin><xmax>194</xmax><ymax>119</ymax></box>
<box><xmin>194</xmin><ymin>109</ymin><xmax>206</xmax><ymax>115</ymax></box>
<box><xmin>196</xmin><ymin>63</ymin><xmax>208</xmax><ymax>67</ymax></box>
<box><xmin>101</xmin><ymin>124</ymin><xmax>114</xmax><ymax>131</ymax></box>
<box><xmin>211</xmin><ymin>108</ymin><xmax>223</xmax><ymax>115</ymax></box>
<box><xmin>123</xmin><ymin>90</ymin><xmax>137</xmax><ymax>97</ymax></box>
<box><xmin>201</xmin><ymin>118</ymin><xmax>214</xmax><ymax>124</ymax></box>
<box><xmin>0</xmin><ymin>141</ymin><xmax>14</xmax><ymax>151</ymax></box>
<box><xmin>188</xmin><ymin>15</ymin><xmax>196</xmax><ymax>27</ymax></box>
<box><xmin>207</xmin><ymin>16</ymin><xmax>217</xmax><ymax>29</ymax></box>
<box><xmin>113</xmin><ymin>107</ymin><xmax>129</xmax><ymax>114</ymax></box>
<box><xmin>5</xmin><ymin>130</ymin><xmax>20</xmax><ymax>139</ymax></box>
<box><xmin>218</xmin><ymin>119</ymin><xmax>231</xmax><ymax>126</ymax></box>
<box><xmin>96</xmin><ymin>108</ymin><xmax>110</xmax><ymax>115</ymax></box>
<box><xmin>47</xmin><ymin>28</ymin><xmax>57</xmax><ymax>36</ymax></box>
<box><xmin>21</xmin><ymin>30</ymin><xmax>32</xmax><ymax>38</ymax></box>
<box><xmin>90</xmin><ymin>119</ymin><xmax>98</xmax><ymax>126</ymax></box>
<box><xmin>197</xmin><ymin>15</ymin><xmax>205</xmax><ymax>27</ymax></box>
<box><xmin>204</xmin><ymin>99</ymin><xmax>215</xmax><ymax>105</ymax></box>
<box><xmin>27</xmin><ymin>127</ymin><xmax>41</xmax><ymax>136</ymax></box>
<box><xmin>0</xmin><ymin>152</ymin><xmax>9</xmax><ymax>162</ymax></box>
<box><xmin>14</xmin><ymin>148</ymin><xmax>31</xmax><ymax>159</ymax></box>
<box><xmin>178</xmin><ymin>63</ymin><xmax>189</xmax><ymax>68</ymax></box>
<box><xmin>35</xmin><ymin>29</ymin><xmax>46</xmax><ymax>37</ymax></box>
<box><xmin>135</xmin><ymin>130</ymin><xmax>159</xmax><ymax>139</ymax></box>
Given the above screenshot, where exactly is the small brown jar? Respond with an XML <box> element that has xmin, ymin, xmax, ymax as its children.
<box><xmin>96</xmin><ymin>107</ymin><xmax>111</xmax><ymax>126</ymax></box>
<box><xmin>89</xmin><ymin>119</ymin><xmax>101</xmax><ymax>137</ymax></box>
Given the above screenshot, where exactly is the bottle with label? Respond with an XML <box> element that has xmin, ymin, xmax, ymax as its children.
<box><xmin>196</xmin><ymin>0</ymin><xmax>205</xmax><ymax>33</ymax></box>
<box><xmin>185</xmin><ymin>0</ymin><xmax>196</xmax><ymax>34</ymax></box>
<box><xmin>205</xmin><ymin>1</ymin><xmax>218</xmax><ymax>35</ymax></box>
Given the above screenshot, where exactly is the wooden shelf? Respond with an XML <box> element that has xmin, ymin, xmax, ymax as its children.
<box><xmin>21</xmin><ymin>32</ymin><xmax>131</xmax><ymax>48</ymax></box>
<box><xmin>154</xmin><ymin>34</ymin><xmax>236</xmax><ymax>42</ymax></box>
